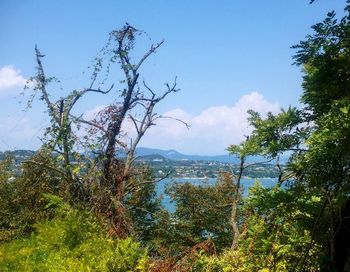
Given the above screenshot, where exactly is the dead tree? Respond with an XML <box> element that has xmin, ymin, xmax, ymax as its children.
<box><xmin>124</xmin><ymin>79</ymin><xmax>185</xmax><ymax>177</ymax></box>
<box><xmin>27</xmin><ymin>45</ymin><xmax>113</xmax><ymax>197</ymax></box>
<box><xmin>77</xmin><ymin>24</ymin><xmax>182</xmax><ymax>237</ymax></box>
<box><xmin>28</xmin><ymin>24</ymin><xmax>183</xmax><ymax>237</ymax></box>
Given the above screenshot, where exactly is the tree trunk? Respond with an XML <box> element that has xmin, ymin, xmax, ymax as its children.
<box><xmin>231</xmin><ymin>156</ymin><xmax>244</xmax><ymax>249</ymax></box>
<box><xmin>230</xmin><ymin>201</ymin><xmax>240</xmax><ymax>249</ymax></box>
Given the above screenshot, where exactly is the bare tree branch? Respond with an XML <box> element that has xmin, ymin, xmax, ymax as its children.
<box><xmin>128</xmin><ymin>114</ymin><xmax>140</xmax><ymax>135</ymax></box>
<box><xmin>68</xmin><ymin>84</ymin><xmax>114</xmax><ymax>113</ymax></box>
<box><xmin>34</xmin><ymin>45</ymin><xmax>59</xmax><ymax>124</ymax></box>
<box><xmin>154</xmin><ymin>115</ymin><xmax>190</xmax><ymax>129</ymax></box>
<box><xmin>83</xmin><ymin>84</ymin><xmax>114</xmax><ymax>95</ymax></box>
<box><xmin>244</xmin><ymin>157</ymin><xmax>274</xmax><ymax>168</ymax></box>
<box><xmin>125</xmin><ymin>169</ymin><xmax>173</xmax><ymax>195</ymax></box>
<box><xmin>135</xmin><ymin>40</ymin><xmax>164</xmax><ymax>72</ymax></box>
<box><xmin>71</xmin><ymin>115</ymin><xmax>107</xmax><ymax>133</ymax></box>
<box><xmin>22</xmin><ymin>160</ymin><xmax>68</xmax><ymax>178</ymax></box>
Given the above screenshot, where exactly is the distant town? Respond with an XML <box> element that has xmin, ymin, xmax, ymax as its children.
<box><xmin>136</xmin><ymin>154</ymin><xmax>279</xmax><ymax>179</ymax></box>
<box><xmin>0</xmin><ymin>149</ymin><xmax>280</xmax><ymax>179</ymax></box>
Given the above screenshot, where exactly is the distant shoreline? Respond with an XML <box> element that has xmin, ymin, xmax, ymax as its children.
<box><xmin>167</xmin><ymin>176</ymin><xmax>275</xmax><ymax>180</ymax></box>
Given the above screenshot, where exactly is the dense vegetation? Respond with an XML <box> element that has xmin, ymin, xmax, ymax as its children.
<box><xmin>1</xmin><ymin>2</ymin><xmax>350</xmax><ymax>271</ymax></box>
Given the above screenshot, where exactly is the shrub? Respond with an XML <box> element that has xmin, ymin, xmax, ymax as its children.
<box><xmin>0</xmin><ymin>195</ymin><xmax>149</xmax><ymax>272</ymax></box>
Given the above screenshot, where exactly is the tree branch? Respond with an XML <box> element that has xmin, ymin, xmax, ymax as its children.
<box><xmin>34</xmin><ymin>45</ymin><xmax>59</xmax><ymax>123</ymax></box>
<box><xmin>244</xmin><ymin>157</ymin><xmax>274</xmax><ymax>169</ymax></box>
<box><xmin>154</xmin><ymin>115</ymin><xmax>190</xmax><ymax>129</ymax></box>
<box><xmin>135</xmin><ymin>40</ymin><xmax>164</xmax><ymax>72</ymax></box>
<box><xmin>22</xmin><ymin>159</ymin><xmax>68</xmax><ymax>178</ymax></box>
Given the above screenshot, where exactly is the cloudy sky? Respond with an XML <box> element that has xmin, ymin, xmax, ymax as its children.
<box><xmin>0</xmin><ymin>1</ymin><xmax>347</xmax><ymax>155</ymax></box>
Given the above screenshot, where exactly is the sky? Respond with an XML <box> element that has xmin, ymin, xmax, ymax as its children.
<box><xmin>0</xmin><ymin>0</ymin><xmax>347</xmax><ymax>155</ymax></box>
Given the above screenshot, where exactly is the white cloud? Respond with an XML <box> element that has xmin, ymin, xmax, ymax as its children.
<box><xmin>0</xmin><ymin>65</ymin><xmax>27</xmax><ymax>92</ymax></box>
<box><xmin>0</xmin><ymin>116</ymin><xmax>44</xmax><ymax>150</ymax></box>
<box><xmin>139</xmin><ymin>92</ymin><xmax>280</xmax><ymax>155</ymax></box>
<box><xmin>82</xmin><ymin>92</ymin><xmax>280</xmax><ymax>155</ymax></box>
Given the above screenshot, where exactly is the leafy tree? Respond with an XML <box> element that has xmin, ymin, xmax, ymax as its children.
<box><xmin>0</xmin><ymin>151</ymin><xmax>62</xmax><ymax>242</ymax></box>
<box><xmin>292</xmin><ymin>5</ymin><xmax>350</xmax><ymax>120</ymax></box>
<box><xmin>292</xmin><ymin>4</ymin><xmax>350</xmax><ymax>269</ymax></box>
<box><xmin>245</xmin><ymin>107</ymin><xmax>306</xmax><ymax>191</ymax></box>
<box><xmin>227</xmin><ymin>135</ymin><xmax>276</xmax><ymax>249</ymax></box>
<box><xmin>227</xmin><ymin>136</ymin><xmax>260</xmax><ymax>249</ymax></box>
<box><xmin>163</xmin><ymin>172</ymin><xmax>236</xmax><ymax>253</ymax></box>
<box><xmin>240</xmin><ymin>2</ymin><xmax>350</xmax><ymax>270</ymax></box>
<box><xmin>124</xmin><ymin>167</ymin><xmax>166</xmax><ymax>250</ymax></box>
<box><xmin>238</xmin><ymin>182</ymin><xmax>321</xmax><ymax>271</ymax></box>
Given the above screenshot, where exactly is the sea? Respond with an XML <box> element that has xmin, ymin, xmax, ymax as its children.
<box><xmin>156</xmin><ymin>177</ymin><xmax>277</xmax><ymax>212</ymax></box>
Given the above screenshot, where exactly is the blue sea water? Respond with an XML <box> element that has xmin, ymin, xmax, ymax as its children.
<box><xmin>156</xmin><ymin>177</ymin><xmax>277</xmax><ymax>212</ymax></box>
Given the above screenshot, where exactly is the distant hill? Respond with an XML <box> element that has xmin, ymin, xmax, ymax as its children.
<box><xmin>135</xmin><ymin>147</ymin><xmax>289</xmax><ymax>164</ymax></box>
<box><xmin>135</xmin><ymin>147</ymin><xmax>239</xmax><ymax>163</ymax></box>
<box><xmin>135</xmin><ymin>154</ymin><xmax>170</xmax><ymax>162</ymax></box>
<box><xmin>0</xmin><ymin>148</ymin><xmax>289</xmax><ymax>164</ymax></box>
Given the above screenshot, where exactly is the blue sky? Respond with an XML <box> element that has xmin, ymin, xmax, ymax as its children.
<box><xmin>0</xmin><ymin>0</ymin><xmax>347</xmax><ymax>154</ymax></box>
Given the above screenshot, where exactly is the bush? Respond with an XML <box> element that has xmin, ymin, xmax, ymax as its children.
<box><xmin>0</xmin><ymin>195</ymin><xmax>149</xmax><ymax>272</ymax></box>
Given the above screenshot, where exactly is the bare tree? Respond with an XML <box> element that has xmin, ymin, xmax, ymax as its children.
<box><xmin>26</xmin><ymin>45</ymin><xmax>113</xmax><ymax>196</ymax></box>
<box><xmin>76</xmin><ymin>24</ymin><xmax>183</xmax><ymax>237</ymax></box>
<box><xmin>26</xmin><ymin>24</ymin><xmax>183</xmax><ymax>237</ymax></box>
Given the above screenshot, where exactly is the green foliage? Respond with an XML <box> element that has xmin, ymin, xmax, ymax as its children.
<box><xmin>124</xmin><ymin>167</ymin><xmax>166</xmax><ymax>250</ymax></box>
<box><xmin>303</xmin><ymin>98</ymin><xmax>350</xmax><ymax>187</ymax></box>
<box><xmin>291</xmin><ymin>5</ymin><xmax>350</xmax><ymax>269</ymax></box>
<box><xmin>233</xmin><ymin>3</ymin><xmax>350</xmax><ymax>269</ymax></box>
<box><xmin>292</xmin><ymin>2</ymin><xmax>350</xmax><ymax>119</ymax></box>
<box><xmin>0</xmin><ymin>156</ymin><xmax>16</xmax><ymax>241</ymax></box>
<box><xmin>227</xmin><ymin>135</ymin><xmax>261</xmax><ymax>159</ymax></box>
<box><xmin>0</xmin><ymin>196</ymin><xmax>149</xmax><ymax>272</ymax></box>
<box><xmin>189</xmin><ymin>251</ymin><xmax>236</xmax><ymax>272</ymax></box>
<box><xmin>172</xmin><ymin>182</ymin><xmax>320</xmax><ymax>272</ymax></box>
<box><xmin>164</xmin><ymin>172</ymin><xmax>235</xmax><ymax>253</ymax></box>
<box><xmin>237</xmin><ymin>182</ymin><xmax>321</xmax><ymax>271</ymax></box>
<box><xmin>247</xmin><ymin>107</ymin><xmax>304</xmax><ymax>158</ymax></box>
<box><xmin>0</xmin><ymin>151</ymin><xmax>62</xmax><ymax>242</ymax></box>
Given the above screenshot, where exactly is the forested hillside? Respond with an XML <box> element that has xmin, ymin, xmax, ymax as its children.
<box><xmin>1</xmin><ymin>2</ymin><xmax>350</xmax><ymax>271</ymax></box>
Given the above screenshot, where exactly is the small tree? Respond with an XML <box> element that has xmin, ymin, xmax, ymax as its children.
<box><xmin>26</xmin><ymin>46</ymin><xmax>113</xmax><ymax>198</ymax></box>
<box><xmin>227</xmin><ymin>136</ymin><xmax>264</xmax><ymax>249</ymax></box>
<box><xmin>77</xmin><ymin>24</ymin><xmax>181</xmax><ymax>237</ymax></box>
<box><xmin>164</xmin><ymin>172</ymin><xmax>235</xmax><ymax>253</ymax></box>
<box><xmin>247</xmin><ymin>107</ymin><xmax>304</xmax><ymax>185</ymax></box>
